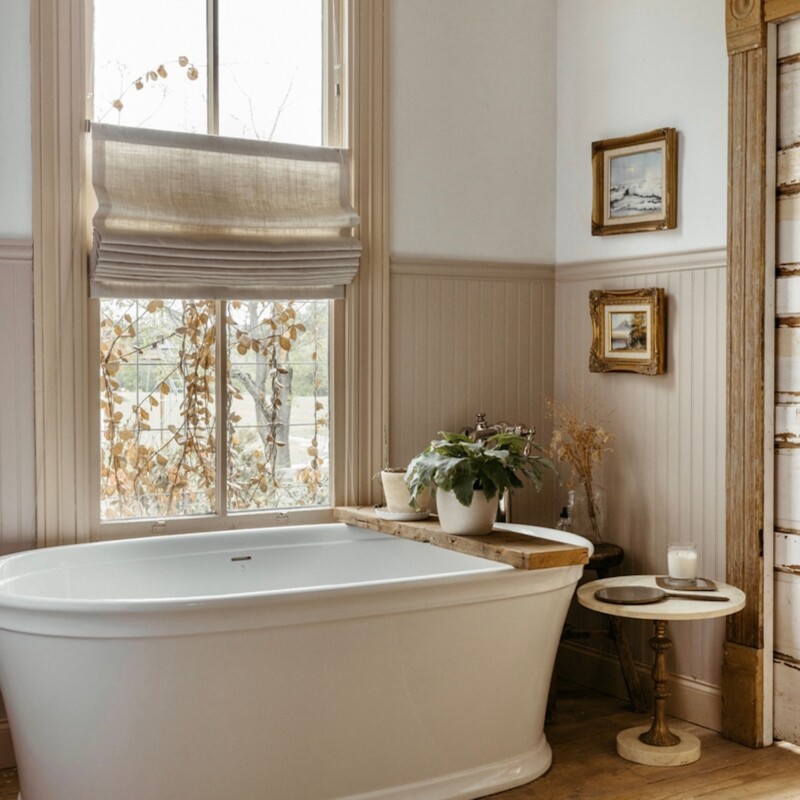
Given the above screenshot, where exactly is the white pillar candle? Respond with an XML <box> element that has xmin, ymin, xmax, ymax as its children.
<box><xmin>667</xmin><ymin>545</ymin><xmax>698</xmax><ymax>580</ymax></box>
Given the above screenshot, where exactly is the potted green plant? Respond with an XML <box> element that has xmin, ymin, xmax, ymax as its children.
<box><xmin>405</xmin><ymin>431</ymin><xmax>555</xmax><ymax>535</ymax></box>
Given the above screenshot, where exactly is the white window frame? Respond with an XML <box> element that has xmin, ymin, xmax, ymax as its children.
<box><xmin>91</xmin><ymin>298</ymin><xmax>337</xmax><ymax>540</ymax></box>
<box><xmin>31</xmin><ymin>0</ymin><xmax>388</xmax><ymax>546</ymax></box>
<box><xmin>89</xmin><ymin>2</ymin><xmax>342</xmax><ymax>538</ymax></box>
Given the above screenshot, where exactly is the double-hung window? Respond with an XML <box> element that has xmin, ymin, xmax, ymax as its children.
<box><xmin>90</xmin><ymin>0</ymin><xmax>349</xmax><ymax>536</ymax></box>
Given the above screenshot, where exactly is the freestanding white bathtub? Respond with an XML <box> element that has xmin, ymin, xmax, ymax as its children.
<box><xmin>0</xmin><ymin>522</ymin><xmax>591</xmax><ymax>800</ymax></box>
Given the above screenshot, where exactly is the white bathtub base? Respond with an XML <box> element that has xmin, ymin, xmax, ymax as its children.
<box><xmin>340</xmin><ymin>742</ymin><xmax>551</xmax><ymax>800</ymax></box>
<box><xmin>15</xmin><ymin>744</ymin><xmax>547</xmax><ymax>800</ymax></box>
<box><xmin>15</xmin><ymin>745</ymin><xmax>549</xmax><ymax>800</ymax></box>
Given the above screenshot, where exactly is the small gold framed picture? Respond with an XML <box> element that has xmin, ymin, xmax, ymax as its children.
<box><xmin>589</xmin><ymin>288</ymin><xmax>666</xmax><ymax>375</ymax></box>
<box><xmin>591</xmin><ymin>128</ymin><xmax>678</xmax><ymax>236</ymax></box>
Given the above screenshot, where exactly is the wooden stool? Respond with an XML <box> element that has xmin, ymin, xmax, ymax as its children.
<box><xmin>551</xmin><ymin>543</ymin><xmax>648</xmax><ymax>717</ymax></box>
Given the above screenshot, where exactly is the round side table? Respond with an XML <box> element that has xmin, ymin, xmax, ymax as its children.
<box><xmin>577</xmin><ymin>575</ymin><xmax>746</xmax><ymax>766</ymax></box>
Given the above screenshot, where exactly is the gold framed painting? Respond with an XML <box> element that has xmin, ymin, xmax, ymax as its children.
<box><xmin>591</xmin><ymin>128</ymin><xmax>678</xmax><ymax>236</ymax></box>
<box><xmin>589</xmin><ymin>288</ymin><xmax>666</xmax><ymax>375</ymax></box>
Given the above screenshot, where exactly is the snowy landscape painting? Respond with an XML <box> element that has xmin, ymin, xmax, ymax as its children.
<box><xmin>608</xmin><ymin>148</ymin><xmax>663</xmax><ymax>218</ymax></box>
<box><xmin>591</xmin><ymin>128</ymin><xmax>677</xmax><ymax>236</ymax></box>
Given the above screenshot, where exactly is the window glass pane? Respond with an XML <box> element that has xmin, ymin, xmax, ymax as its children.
<box><xmin>217</xmin><ymin>0</ymin><xmax>323</xmax><ymax>144</ymax></box>
<box><xmin>93</xmin><ymin>0</ymin><xmax>207</xmax><ymax>131</ymax></box>
<box><xmin>227</xmin><ymin>300</ymin><xmax>329</xmax><ymax>510</ymax></box>
<box><xmin>100</xmin><ymin>299</ymin><xmax>217</xmax><ymax>520</ymax></box>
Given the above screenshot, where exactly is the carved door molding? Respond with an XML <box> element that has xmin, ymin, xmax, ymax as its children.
<box><xmin>724</xmin><ymin>0</ymin><xmax>800</xmax><ymax>748</ymax></box>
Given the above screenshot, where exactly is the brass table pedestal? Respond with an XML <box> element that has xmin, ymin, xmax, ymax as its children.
<box><xmin>615</xmin><ymin>619</ymin><xmax>701</xmax><ymax>766</ymax></box>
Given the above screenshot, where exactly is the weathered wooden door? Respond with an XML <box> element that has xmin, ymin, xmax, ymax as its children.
<box><xmin>775</xmin><ymin>18</ymin><xmax>800</xmax><ymax>746</ymax></box>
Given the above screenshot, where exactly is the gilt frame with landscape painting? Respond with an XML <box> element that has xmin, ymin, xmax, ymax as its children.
<box><xmin>591</xmin><ymin>128</ymin><xmax>677</xmax><ymax>236</ymax></box>
<box><xmin>589</xmin><ymin>288</ymin><xmax>665</xmax><ymax>375</ymax></box>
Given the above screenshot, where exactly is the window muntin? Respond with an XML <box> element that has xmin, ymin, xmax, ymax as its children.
<box><xmin>93</xmin><ymin>0</ymin><xmax>335</xmax><ymax>528</ymax></box>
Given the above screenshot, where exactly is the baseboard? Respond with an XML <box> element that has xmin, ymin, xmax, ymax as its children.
<box><xmin>556</xmin><ymin>641</ymin><xmax>722</xmax><ymax>732</ymax></box>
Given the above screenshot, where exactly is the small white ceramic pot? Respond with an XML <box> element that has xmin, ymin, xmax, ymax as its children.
<box><xmin>435</xmin><ymin>488</ymin><xmax>499</xmax><ymax>535</ymax></box>
<box><xmin>380</xmin><ymin>470</ymin><xmax>430</xmax><ymax>513</ymax></box>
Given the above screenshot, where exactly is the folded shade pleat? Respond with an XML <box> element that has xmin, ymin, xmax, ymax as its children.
<box><xmin>89</xmin><ymin>123</ymin><xmax>361</xmax><ymax>299</ymax></box>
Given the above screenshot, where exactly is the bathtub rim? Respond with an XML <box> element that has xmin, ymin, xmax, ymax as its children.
<box><xmin>0</xmin><ymin>523</ymin><xmax>590</xmax><ymax>639</ymax></box>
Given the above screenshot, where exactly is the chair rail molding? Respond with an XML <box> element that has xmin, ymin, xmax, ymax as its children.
<box><xmin>0</xmin><ymin>239</ymin><xmax>34</xmax><ymax>266</ymax></box>
<box><xmin>390</xmin><ymin>255</ymin><xmax>555</xmax><ymax>282</ymax></box>
<box><xmin>555</xmin><ymin>248</ymin><xmax>727</xmax><ymax>283</ymax></box>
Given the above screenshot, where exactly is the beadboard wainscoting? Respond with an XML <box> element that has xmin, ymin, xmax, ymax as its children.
<box><xmin>0</xmin><ymin>239</ymin><xmax>36</xmax><ymax>555</ymax></box>
<box><xmin>0</xmin><ymin>238</ymin><xmax>34</xmax><ymax>768</ymax></box>
<box><xmin>553</xmin><ymin>248</ymin><xmax>728</xmax><ymax>732</ymax></box>
<box><xmin>388</xmin><ymin>257</ymin><xmax>557</xmax><ymax>526</ymax></box>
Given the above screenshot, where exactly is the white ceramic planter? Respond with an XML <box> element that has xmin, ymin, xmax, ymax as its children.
<box><xmin>380</xmin><ymin>470</ymin><xmax>430</xmax><ymax>513</ymax></box>
<box><xmin>436</xmin><ymin>488</ymin><xmax>499</xmax><ymax>535</ymax></box>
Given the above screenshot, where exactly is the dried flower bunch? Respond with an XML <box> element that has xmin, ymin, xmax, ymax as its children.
<box><xmin>549</xmin><ymin>403</ymin><xmax>613</xmax><ymax>488</ymax></box>
<box><xmin>549</xmin><ymin>402</ymin><xmax>613</xmax><ymax>541</ymax></box>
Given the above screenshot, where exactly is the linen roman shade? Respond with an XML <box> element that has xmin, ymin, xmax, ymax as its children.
<box><xmin>89</xmin><ymin>123</ymin><xmax>361</xmax><ymax>299</ymax></box>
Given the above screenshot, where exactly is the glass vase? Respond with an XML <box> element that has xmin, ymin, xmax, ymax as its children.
<box><xmin>567</xmin><ymin>483</ymin><xmax>606</xmax><ymax>543</ymax></box>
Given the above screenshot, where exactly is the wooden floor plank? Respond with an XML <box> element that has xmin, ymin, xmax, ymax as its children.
<box><xmin>487</xmin><ymin>683</ymin><xmax>800</xmax><ymax>800</ymax></box>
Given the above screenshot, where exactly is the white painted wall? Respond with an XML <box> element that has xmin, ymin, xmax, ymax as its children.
<box><xmin>555</xmin><ymin>0</ymin><xmax>728</xmax><ymax>263</ymax></box>
<box><xmin>0</xmin><ymin>0</ymin><xmax>32</xmax><ymax>237</ymax></box>
<box><xmin>551</xmin><ymin>1</ymin><xmax>729</xmax><ymax>727</ymax></box>
<box><xmin>390</xmin><ymin>0</ymin><xmax>557</xmax><ymax>263</ymax></box>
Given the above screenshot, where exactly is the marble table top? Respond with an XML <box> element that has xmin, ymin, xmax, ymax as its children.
<box><xmin>577</xmin><ymin>574</ymin><xmax>746</xmax><ymax>621</ymax></box>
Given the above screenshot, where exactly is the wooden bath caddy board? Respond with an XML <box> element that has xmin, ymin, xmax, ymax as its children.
<box><xmin>334</xmin><ymin>506</ymin><xmax>589</xmax><ymax>571</ymax></box>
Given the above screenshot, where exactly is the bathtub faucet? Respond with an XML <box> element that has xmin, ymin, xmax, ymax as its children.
<box><xmin>461</xmin><ymin>412</ymin><xmax>540</xmax><ymax>524</ymax></box>
<box><xmin>464</xmin><ymin>412</ymin><xmax>537</xmax><ymax>455</ymax></box>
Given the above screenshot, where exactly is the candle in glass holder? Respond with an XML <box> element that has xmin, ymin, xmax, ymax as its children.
<box><xmin>667</xmin><ymin>542</ymin><xmax>698</xmax><ymax>583</ymax></box>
